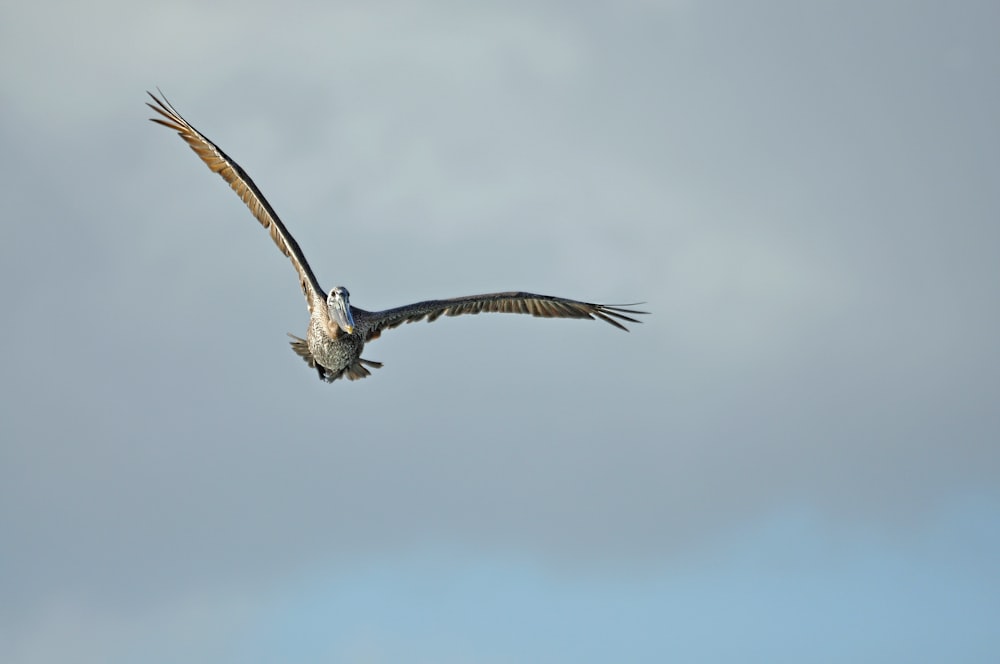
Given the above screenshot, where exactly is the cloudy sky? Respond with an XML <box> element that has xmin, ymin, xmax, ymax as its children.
<box><xmin>2</xmin><ymin>0</ymin><xmax>998</xmax><ymax>661</ymax></box>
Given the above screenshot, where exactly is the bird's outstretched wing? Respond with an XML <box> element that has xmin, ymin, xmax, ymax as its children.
<box><xmin>147</xmin><ymin>91</ymin><xmax>325</xmax><ymax>311</ymax></box>
<box><xmin>353</xmin><ymin>292</ymin><xmax>647</xmax><ymax>342</ymax></box>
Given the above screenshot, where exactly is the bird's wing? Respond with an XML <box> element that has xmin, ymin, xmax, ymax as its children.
<box><xmin>353</xmin><ymin>291</ymin><xmax>647</xmax><ymax>341</ymax></box>
<box><xmin>147</xmin><ymin>91</ymin><xmax>325</xmax><ymax>312</ymax></box>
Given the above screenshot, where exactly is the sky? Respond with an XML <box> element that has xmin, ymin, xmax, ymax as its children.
<box><xmin>1</xmin><ymin>0</ymin><xmax>999</xmax><ymax>661</ymax></box>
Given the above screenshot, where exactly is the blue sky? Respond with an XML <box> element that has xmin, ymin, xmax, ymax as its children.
<box><xmin>9</xmin><ymin>498</ymin><xmax>996</xmax><ymax>662</ymax></box>
<box><xmin>2</xmin><ymin>1</ymin><xmax>998</xmax><ymax>662</ymax></box>
<box><xmin>249</xmin><ymin>498</ymin><xmax>999</xmax><ymax>663</ymax></box>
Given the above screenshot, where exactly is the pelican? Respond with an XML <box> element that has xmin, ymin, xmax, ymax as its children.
<box><xmin>147</xmin><ymin>91</ymin><xmax>646</xmax><ymax>382</ymax></box>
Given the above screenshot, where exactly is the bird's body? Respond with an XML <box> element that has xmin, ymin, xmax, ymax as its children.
<box><xmin>293</xmin><ymin>312</ymin><xmax>371</xmax><ymax>382</ymax></box>
<box><xmin>147</xmin><ymin>91</ymin><xmax>646</xmax><ymax>382</ymax></box>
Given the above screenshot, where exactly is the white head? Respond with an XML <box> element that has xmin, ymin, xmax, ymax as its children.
<box><xmin>327</xmin><ymin>286</ymin><xmax>355</xmax><ymax>335</ymax></box>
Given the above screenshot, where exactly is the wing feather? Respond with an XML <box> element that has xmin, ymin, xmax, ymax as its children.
<box><xmin>147</xmin><ymin>91</ymin><xmax>325</xmax><ymax>310</ymax></box>
<box><xmin>354</xmin><ymin>292</ymin><xmax>647</xmax><ymax>341</ymax></box>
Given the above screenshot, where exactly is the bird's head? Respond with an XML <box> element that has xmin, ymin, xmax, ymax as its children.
<box><xmin>327</xmin><ymin>286</ymin><xmax>355</xmax><ymax>335</ymax></box>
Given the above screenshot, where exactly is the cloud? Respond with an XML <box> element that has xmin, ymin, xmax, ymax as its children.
<box><xmin>1</xmin><ymin>0</ymin><xmax>998</xmax><ymax>637</ymax></box>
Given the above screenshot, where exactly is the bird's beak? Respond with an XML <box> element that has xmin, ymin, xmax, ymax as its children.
<box><xmin>330</xmin><ymin>298</ymin><xmax>355</xmax><ymax>335</ymax></box>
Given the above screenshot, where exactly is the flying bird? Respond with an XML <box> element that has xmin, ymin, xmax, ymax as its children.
<box><xmin>147</xmin><ymin>91</ymin><xmax>646</xmax><ymax>382</ymax></box>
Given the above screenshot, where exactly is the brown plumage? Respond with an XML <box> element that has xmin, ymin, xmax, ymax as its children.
<box><xmin>147</xmin><ymin>90</ymin><xmax>647</xmax><ymax>382</ymax></box>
